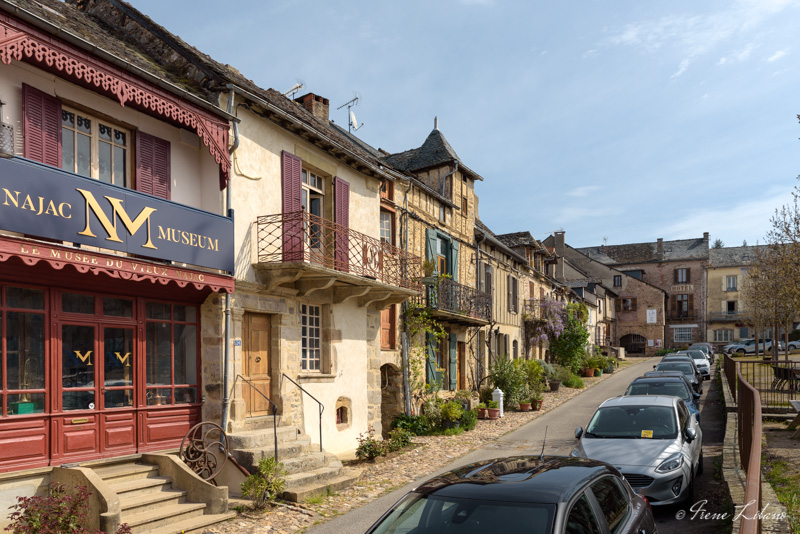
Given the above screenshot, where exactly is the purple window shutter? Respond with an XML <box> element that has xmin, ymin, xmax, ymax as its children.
<box><xmin>281</xmin><ymin>150</ymin><xmax>303</xmax><ymax>262</ymax></box>
<box><xmin>334</xmin><ymin>177</ymin><xmax>350</xmax><ymax>272</ymax></box>
<box><xmin>22</xmin><ymin>84</ymin><xmax>62</xmax><ymax>167</ymax></box>
<box><xmin>136</xmin><ymin>131</ymin><xmax>171</xmax><ymax>200</ymax></box>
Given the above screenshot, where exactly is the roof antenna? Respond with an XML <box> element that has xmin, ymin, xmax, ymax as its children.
<box><xmin>283</xmin><ymin>80</ymin><xmax>305</xmax><ymax>99</ymax></box>
<box><xmin>539</xmin><ymin>426</ymin><xmax>548</xmax><ymax>461</ymax></box>
<box><xmin>337</xmin><ymin>93</ymin><xmax>364</xmax><ymax>132</ymax></box>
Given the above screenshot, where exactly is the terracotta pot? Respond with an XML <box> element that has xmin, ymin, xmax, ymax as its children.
<box><xmin>532</xmin><ymin>399</ymin><xmax>544</xmax><ymax>411</ymax></box>
<box><xmin>487</xmin><ymin>408</ymin><xmax>500</xmax><ymax>420</ymax></box>
<box><xmin>477</xmin><ymin>408</ymin><xmax>487</xmax><ymax>419</ymax></box>
<box><xmin>549</xmin><ymin>380</ymin><xmax>561</xmax><ymax>392</ymax></box>
<box><xmin>583</xmin><ymin>367</ymin><xmax>596</xmax><ymax>377</ymax></box>
<box><xmin>518</xmin><ymin>402</ymin><xmax>532</xmax><ymax>412</ymax></box>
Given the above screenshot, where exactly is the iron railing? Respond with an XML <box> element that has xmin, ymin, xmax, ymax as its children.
<box><xmin>723</xmin><ymin>354</ymin><xmax>737</xmax><ymax>398</ymax></box>
<box><xmin>729</xmin><ymin>358</ymin><xmax>800</xmax><ymax>411</ymax></box>
<box><xmin>709</xmin><ymin>311</ymin><xmax>749</xmax><ymax>322</ymax></box>
<box><xmin>737</xmin><ymin>364</ymin><xmax>763</xmax><ymax>534</ymax></box>
<box><xmin>523</xmin><ymin>298</ymin><xmax>565</xmax><ymax>318</ymax></box>
<box><xmin>235</xmin><ymin>375</ymin><xmax>278</xmax><ymax>461</ymax></box>
<box><xmin>256</xmin><ymin>211</ymin><xmax>422</xmax><ymax>291</ymax></box>
<box><xmin>667</xmin><ymin>309</ymin><xmax>699</xmax><ymax>321</ymax></box>
<box><xmin>282</xmin><ymin>373</ymin><xmax>323</xmax><ymax>453</ymax></box>
<box><xmin>414</xmin><ymin>277</ymin><xmax>491</xmax><ymax>322</ymax></box>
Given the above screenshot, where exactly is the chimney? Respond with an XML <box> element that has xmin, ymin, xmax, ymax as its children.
<box><xmin>554</xmin><ymin>231</ymin><xmax>565</xmax><ymax>281</ymax></box>
<box><xmin>434</xmin><ymin>116</ymin><xmax>439</xmax><ymax>130</ymax></box>
<box><xmin>656</xmin><ymin>238</ymin><xmax>664</xmax><ymax>261</ymax></box>
<box><xmin>295</xmin><ymin>92</ymin><xmax>329</xmax><ymax>122</ymax></box>
<box><xmin>703</xmin><ymin>232</ymin><xmax>709</xmax><ymax>244</ymax></box>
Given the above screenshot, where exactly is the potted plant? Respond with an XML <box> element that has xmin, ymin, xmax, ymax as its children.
<box><xmin>603</xmin><ymin>356</ymin><xmax>618</xmax><ymax>374</ymax></box>
<box><xmin>518</xmin><ymin>399</ymin><xmax>532</xmax><ymax>411</ymax></box>
<box><xmin>476</xmin><ymin>402</ymin><xmax>487</xmax><ymax>419</ymax></box>
<box><xmin>440</xmin><ymin>400</ymin><xmax>464</xmax><ymax>429</ymax></box>
<box><xmin>530</xmin><ymin>391</ymin><xmax>544</xmax><ymax>411</ymax></box>
<box><xmin>487</xmin><ymin>400</ymin><xmax>500</xmax><ymax>420</ymax></box>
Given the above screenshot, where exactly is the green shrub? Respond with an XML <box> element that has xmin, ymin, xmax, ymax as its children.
<box><xmin>241</xmin><ymin>457</ymin><xmax>288</xmax><ymax>509</ymax></box>
<box><xmin>460</xmin><ymin>408</ymin><xmax>478</xmax><ymax>431</ymax></box>
<box><xmin>655</xmin><ymin>347</ymin><xmax>677</xmax><ymax>356</ymax></box>
<box><xmin>391</xmin><ymin>414</ymin><xmax>430</xmax><ymax>435</ymax></box>
<box><xmin>479</xmin><ymin>387</ymin><xmax>493</xmax><ymax>404</ymax></box>
<box><xmin>562</xmin><ymin>372</ymin><xmax>585</xmax><ymax>389</ymax></box>
<box><xmin>386</xmin><ymin>428</ymin><xmax>413</xmax><ymax>452</ymax></box>
<box><xmin>454</xmin><ymin>389</ymin><xmax>472</xmax><ymax>402</ymax></box>
<box><xmin>355</xmin><ymin>427</ymin><xmax>385</xmax><ymax>460</ymax></box>
<box><xmin>441</xmin><ymin>400</ymin><xmax>464</xmax><ymax>422</ymax></box>
<box><xmin>421</xmin><ymin>398</ymin><xmax>444</xmax><ymax>429</ymax></box>
<box><xmin>489</xmin><ymin>358</ymin><xmax>528</xmax><ymax>408</ymax></box>
<box><xmin>540</xmin><ymin>361</ymin><xmax>555</xmax><ymax>379</ymax></box>
<box><xmin>488</xmin><ymin>400</ymin><xmax>499</xmax><ymax>409</ymax></box>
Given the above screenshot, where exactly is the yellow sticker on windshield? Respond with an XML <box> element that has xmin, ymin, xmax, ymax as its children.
<box><xmin>641</xmin><ymin>430</ymin><xmax>653</xmax><ymax>438</ymax></box>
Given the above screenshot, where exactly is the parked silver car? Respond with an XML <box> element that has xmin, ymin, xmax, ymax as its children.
<box><xmin>573</xmin><ymin>395</ymin><xmax>702</xmax><ymax>506</ymax></box>
<box><xmin>674</xmin><ymin>350</ymin><xmax>711</xmax><ymax>380</ymax></box>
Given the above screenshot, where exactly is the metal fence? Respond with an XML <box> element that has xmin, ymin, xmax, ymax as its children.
<box><xmin>730</xmin><ymin>357</ymin><xmax>799</xmax><ymax>412</ymax></box>
<box><xmin>414</xmin><ymin>277</ymin><xmax>492</xmax><ymax>323</ymax></box>
<box><xmin>737</xmin><ymin>364</ymin><xmax>763</xmax><ymax>534</ymax></box>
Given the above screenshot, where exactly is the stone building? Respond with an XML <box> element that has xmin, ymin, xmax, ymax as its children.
<box><xmin>704</xmin><ymin>246</ymin><xmax>761</xmax><ymax>349</ymax></box>
<box><xmin>576</xmin><ymin>234</ymin><xmax>708</xmax><ymax>348</ymax></box>
<box><xmin>546</xmin><ymin>232</ymin><xmax>667</xmax><ymax>356</ymax></box>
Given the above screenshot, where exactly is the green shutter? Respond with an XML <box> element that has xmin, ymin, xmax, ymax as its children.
<box><xmin>450</xmin><ymin>241</ymin><xmax>460</xmax><ymax>282</ymax></box>
<box><xmin>426</xmin><ymin>332</ymin><xmax>436</xmax><ymax>384</ymax></box>
<box><xmin>425</xmin><ymin>228</ymin><xmax>437</xmax><ymax>263</ymax></box>
<box><xmin>449</xmin><ymin>333</ymin><xmax>458</xmax><ymax>390</ymax></box>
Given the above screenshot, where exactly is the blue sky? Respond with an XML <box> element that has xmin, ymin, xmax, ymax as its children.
<box><xmin>133</xmin><ymin>0</ymin><xmax>800</xmax><ymax>248</ymax></box>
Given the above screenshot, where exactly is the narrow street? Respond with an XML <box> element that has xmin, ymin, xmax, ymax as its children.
<box><xmin>308</xmin><ymin>357</ymin><xmax>730</xmax><ymax>534</ymax></box>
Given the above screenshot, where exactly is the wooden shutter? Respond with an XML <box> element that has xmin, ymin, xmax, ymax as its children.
<box><xmin>673</xmin><ymin>269</ymin><xmax>678</xmax><ymax>283</ymax></box>
<box><xmin>449</xmin><ymin>333</ymin><xmax>457</xmax><ymax>390</ymax></box>
<box><xmin>334</xmin><ymin>177</ymin><xmax>350</xmax><ymax>272</ymax></box>
<box><xmin>671</xmin><ymin>295</ymin><xmax>677</xmax><ymax>314</ymax></box>
<box><xmin>425</xmin><ymin>228</ymin><xmax>437</xmax><ymax>263</ymax></box>
<box><xmin>450</xmin><ymin>240</ymin><xmax>460</xmax><ymax>282</ymax></box>
<box><xmin>281</xmin><ymin>151</ymin><xmax>303</xmax><ymax>262</ymax></box>
<box><xmin>426</xmin><ymin>333</ymin><xmax>436</xmax><ymax>384</ymax></box>
<box><xmin>630</xmin><ymin>298</ymin><xmax>637</xmax><ymax>311</ymax></box>
<box><xmin>512</xmin><ymin>277</ymin><xmax>519</xmax><ymax>313</ymax></box>
<box><xmin>686</xmin><ymin>268</ymin><xmax>691</xmax><ymax>283</ymax></box>
<box><xmin>478</xmin><ymin>262</ymin><xmax>486</xmax><ymax>292</ymax></box>
<box><xmin>136</xmin><ymin>131</ymin><xmax>171</xmax><ymax>200</ymax></box>
<box><xmin>615</xmin><ymin>298</ymin><xmax>622</xmax><ymax>312</ymax></box>
<box><xmin>380</xmin><ymin>305</ymin><xmax>396</xmax><ymax>350</ymax></box>
<box><xmin>22</xmin><ymin>83</ymin><xmax>62</xmax><ymax>167</ymax></box>
<box><xmin>485</xmin><ymin>265</ymin><xmax>493</xmax><ymax>298</ymax></box>
<box><xmin>507</xmin><ymin>274</ymin><xmax>512</xmax><ymax>312</ymax></box>
<box><xmin>688</xmin><ymin>294</ymin><xmax>694</xmax><ymax>315</ymax></box>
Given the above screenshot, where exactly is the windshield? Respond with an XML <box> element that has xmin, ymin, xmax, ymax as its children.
<box><xmin>655</xmin><ymin>362</ymin><xmax>694</xmax><ymax>376</ymax></box>
<box><xmin>585</xmin><ymin>405</ymin><xmax>678</xmax><ymax>439</ymax></box>
<box><xmin>369</xmin><ymin>493</ymin><xmax>556</xmax><ymax>534</ymax></box>
<box><xmin>626</xmin><ymin>382</ymin><xmax>691</xmax><ymax>402</ymax></box>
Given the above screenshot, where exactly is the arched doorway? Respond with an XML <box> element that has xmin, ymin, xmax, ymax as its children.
<box><xmin>380</xmin><ymin>364</ymin><xmax>403</xmax><ymax>437</ymax></box>
<box><xmin>620</xmin><ymin>334</ymin><xmax>647</xmax><ymax>355</ymax></box>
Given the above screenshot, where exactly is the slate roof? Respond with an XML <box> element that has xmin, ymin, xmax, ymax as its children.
<box><xmin>383</xmin><ymin>128</ymin><xmax>484</xmax><ymax>181</ymax></box>
<box><xmin>496</xmin><ymin>231</ymin><xmax>549</xmax><ymax>254</ymax></box>
<box><xmin>709</xmin><ymin>246</ymin><xmax>763</xmax><ymax>267</ymax></box>
<box><xmin>576</xmin><ymin>237</ymin><xmax>709</xmax><ymax>265</ymax></box>
<box><xmin>475</xmin><ymin>219</ymin><xmax>529</xmax><ymax>265</ymax></box>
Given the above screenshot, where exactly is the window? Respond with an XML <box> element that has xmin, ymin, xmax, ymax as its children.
<box><xmin>301</xmin><ymin>304</ymin><xmax>322</xmax><ymax>371</ymax></box>
<box><xmin>613</xmin><ymin>275</ymin><xmax>622</xmax><ymax>287</ymax></box>
<box><xmin>437</xmin><ymin>237</ymin><xmax>448</xmax><ymax>274</ymax></box>
<box><xmin>145</xmin><ymin>302</ymin><xmax>198</xmax><ymax>406</ymax></box>
<box><xmin>740</xmin><ymin>327</ymin><xmax>750</xmax><ymax>338</ymax></box>
<box><xmin>507</xmin><ymin>275</ymin><xmax>519</xmax><ymax>313</ymax></box>
<box><xmin>675</xmin><ymin>268</ymin><xmax>690</xmax><ymax>283</ymax></box>
<box><xmin>590</xmin><ymin>477</ymin><xmax>628</xmax><ymax>533</ymax></box>
<box><xmin>302</xmin><ymin>169</ymin><xmax>325</xmax><ymax>250</ymax></box>
<box><xmin>714</xmin><ymin>329</ymin><xmax>733</xmax><ymax>342</ymax></box>
<box><xmin>439</xmin><ymin>203</ymin><xmax>446</xmax><ymax>222</ymax></box>
<box><xmin>380</xmin><ymin>210</ymin><xmax>393</xmax><ymax>246</ymax></box>
<box><xmin>2</xmin><ymin>286</ymin><xmax>46</xmax><ymax>416</ymax></box>
<box><xmin>676</xmin><ymin>294</ymin><xmax>689</xmax><ymax>316</ymax></box>
<box><xmin>461</xmin><ymin>195</ymin><xmax>468</xmax><ymax>217</ymax></box>
<box><xmin>616</xmin><ymin>298</ymin><xmax>637</xmax><ymax>312</ymax></box>
<box><xmin>381</xmin><ymin>304</ymin><xmax>396</xmax><ymax>350</ymax></box>
<box><xmin>512</xmin><ymin>339</ymin><xmax>518</xmax><ymax>359</ymax></box>
<box><xmin>566</xmin><ymin>494</ymin><xmax>601</xmax><ymax>534</ymax></box>
<box><xmin>726</xmin><ymin>275</ymin><xmax>737</xmax><ymax>291</ymax></box>
<box><xmin>673</xmin><ymin>327</ymin><xmax>693</xmax><ymax>343</ymax></box>
<box><xmin>727</xmin><ymin>301</ymin><xmax>737</xmax><ymax>314</ymax></box>
<box><xmin>380</xmin><ymin>180</ymin><xmax>394</xmax><ymax>201</ymax></box>
<box><xmin>61</xmin><ymin>107</ymin><xmax>130</xmax><ymax>187</ymax></box>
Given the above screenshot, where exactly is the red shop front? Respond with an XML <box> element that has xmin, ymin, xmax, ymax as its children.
<box><xmin>0</xmin><ymin>235</ymin><xmax>234</xmax><ymax>472</ymax></box>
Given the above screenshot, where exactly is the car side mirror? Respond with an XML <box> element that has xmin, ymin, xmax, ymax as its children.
<box><xmin>685</xmin><ymin>426</ymin><xmax>697</xmax><ymax>443</ymax></box>
<box><xmin>693</xmin><ymin>392</ymin><xmax>701</xmax><ymax>400</ymax></box>
<box><xmin>653</xmin><ymin>365</ymin><xmax>657</xmax><ymax>369</ymax></box>
<box><xmin>575</xmin><ymin>427</ymin><xmax>583</xmax><ymax>439</ymax></box>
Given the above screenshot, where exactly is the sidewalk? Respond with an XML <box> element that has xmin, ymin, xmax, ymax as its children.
<box><xmin>209</xmin><ymin>362</ymin><xmax>643</xmax><ymax>534</ymax></box>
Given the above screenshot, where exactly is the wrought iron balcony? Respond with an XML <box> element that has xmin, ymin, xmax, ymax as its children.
<box><xmin>709</xmin><ymin>311</ymin><xmax>749</xmax><ymax>322</ymax></box>
<box><xmin>667</xmin><ymin>309</ymin><xmax>699</xmax><ymax>321</ymax></box>
<box><xmin>414</xmin><ymin>277</ymin><xmax>492</xmax><ymax>324</ymax></box>
<box><xmin>255</xmin><ymin>211</ymin><xmax>422</xmax><ymax>292</ymax></box>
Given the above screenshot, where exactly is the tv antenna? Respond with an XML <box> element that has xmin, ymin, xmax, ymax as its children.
<box><xmin>283</xmin><ymin>79</ymin><xmax>305</xmax><ymax>99</ymax></box>
<box><xmin>337</xmin><ymin>93</ymin><xmax>364</xmax><ymax>132</ymax></box>
<box><xmin>603</xmin><ymin>236</ymin><xmax>608</xmax><ymax>246</ymax></box>
<box><xmin>539</xmin><ymin>426</ymin><xmax>548</xmax><ymax>461</ymax></box>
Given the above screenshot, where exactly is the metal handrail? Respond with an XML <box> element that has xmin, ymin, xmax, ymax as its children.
<box><xmin>282</xmin><ymin>373</ymin><xmax>324</xmax><ymax>452</ymax></box>
<box><xmin>234</xmin><ymin>374</ymin><xmax>279</xmax><ymax>461</ymax></box>
<box><xmin>737</xmin><ymin>362</ymin><xmax>763</xmax><ymax>534</ymax></box>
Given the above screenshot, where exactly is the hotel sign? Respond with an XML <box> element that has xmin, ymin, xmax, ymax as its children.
<box><xmin>0</xmin><ymin>158</ymin><xmax>233</xmax><ymax>272</ymax></box>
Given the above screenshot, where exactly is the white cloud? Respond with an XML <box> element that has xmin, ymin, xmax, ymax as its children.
<box><xmin>568</xmin><ymin>185</ymin><xmax>602</xmax><ymax>197</ymax></box>
<box><xmin>718</xmin><ymin>43</ymin><xmax>756</xmax><ymax>65</ymax></box>
<box><xmin>672</xmin><ymin>58</ymin><xmax>690</xmax><ymax>77</ymax></box>
<box><xmin>767</xmin><ymin>49</ymin><xmax>788</xmax><ymax>62</ymax></box>
<box><xmin>582</xmin><ymin>49</ymin><xmax>598</xmax><ymax>59</ymax></box>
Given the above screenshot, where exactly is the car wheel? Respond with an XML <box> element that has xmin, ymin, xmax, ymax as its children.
<box><xmin>684</xmin><ymin>471</ymin><xmax>695</xmax><ymax>504</ymax></box>
<box><xmin>697</xmin><ymin>450</ymin><xmax>704</xmax><ymax>476</ymax></box>
<box><xmin>736</xmin><ymin>348</ymin><xmax>746</xmax><ymax>354</ymax></box>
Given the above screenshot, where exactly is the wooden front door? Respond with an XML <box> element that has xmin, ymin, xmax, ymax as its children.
<box><xmin>457</xmin><ymin>341</ymin><xmax>466</xmax><ymax>390</ymax></box>
<box><xmin>243</xmin><ymin>314</ymin><xmax>272</xmax><ymax>417</ymax></box>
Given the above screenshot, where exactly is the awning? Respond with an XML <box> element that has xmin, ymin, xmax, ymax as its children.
<box><xmin>0</xmin><ymin>235</ymin><xmax>234</xmax><ymax>294</ymax></box>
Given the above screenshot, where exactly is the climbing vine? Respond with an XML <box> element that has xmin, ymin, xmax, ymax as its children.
<box><xmin>403</xmin><ymin>302</ymin><xmax>447</xmax><ymax>410</ymax></box>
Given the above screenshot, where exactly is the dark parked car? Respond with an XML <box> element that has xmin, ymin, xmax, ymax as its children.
<box><xmin>626</xmin><ymin>374</ymin><xmax>702</xmax><ymax>421</ymax></box>
<box><xmin>365</xmin><ymin>456</ymin><xmax>658</xmax><ymax>534</ymax></box>
<box><xmin>651</xmin><ymin>361</ymin><xmax>703</xmax><ymax>394</ymax></box>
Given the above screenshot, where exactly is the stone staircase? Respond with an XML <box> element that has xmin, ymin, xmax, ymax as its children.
<box><xmin>228</xmin><ymin>422</ymin><xmax>362</xmax><ymax>502</ymax></box>
<box><xmin>91</xmin><ymin>460</ymin><xmax>235</xmax><ymax>534</ymax></box>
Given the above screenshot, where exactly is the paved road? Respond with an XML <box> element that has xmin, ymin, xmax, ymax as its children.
<box><xmin>308</xmin><ymin>358</ymin><xmax>655</xmax><ymax>534</ymax></box>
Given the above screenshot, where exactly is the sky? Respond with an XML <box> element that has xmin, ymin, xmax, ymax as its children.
<box><xmin>131</xmin><ymin>0</ymin><xmax>800</xmax><ymax>248</ymax></box>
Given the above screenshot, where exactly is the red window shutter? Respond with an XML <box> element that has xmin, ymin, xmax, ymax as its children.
<box><xmin>22</xmin><ymin>84</ymin><xmax>62</xmax><ymax>167</ymax></box>
<box><xmin>281</xmin><ymin>150</ymin><xmax>303</xmax><ymax>262</ymax></box>
<box><xmin>380</xmin><ymin>304</ymin><xmax>396</xmax><ymax>350</ymax></box>
<box><xmin>136</xmin><ymin>131</ymin><xmax>171</xmax><ymax>200</ymax></box>
<box><xmin>334</xmin><ymin>177</ymin><xmax>350</xmax><ymax>272</ymax></box>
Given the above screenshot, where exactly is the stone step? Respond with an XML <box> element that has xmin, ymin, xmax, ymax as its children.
<box><xmin>92</xmin><ymin>462</ymin><xmax>159</xmax><ymax>484</ymax></box>
<box><xmin>279</xmin><ymin>451</ymin><xmax>330</xmax><ymax>475</ymax></box>
<box><xmin>144</xmin><ymin>511</ymin><xmax>237</xmax><ymax>534</ymax></box>
<box><xmin>232</xmin><ymin>437</ymin><xmax>312</xmax><ymax>470</ymax></box>
<box><xmin>120</xmin><ymin>488</ymin><xmax>187</xmax><ymax>514</ymax></box>
<box><xmin>108</xmin><ymin>475</ymin><xmax>172</xmax><ymax>498</ymax></box>
<box><xmin>123</xmin><ymin>501</ymin><xmax>206</xmax><ymax>533</ymax></box>
<box><xmin>284</xmin><ymin>464</ymin><xmax>343</xmax><ymax>490</ymax></box>
<box><xmin>227</xmin><ymin>426</ymin><xmax>302</xmax><ymax>449</ymax></box>
<box><xmin>282</xmin><ymin>468</ymin><xmax>363</xmax><ymax>502</ymax></box>
<box><xmin>241</xmin><ymin>415</ymin><xmax>283</xmax><ymax>432</ymax></box>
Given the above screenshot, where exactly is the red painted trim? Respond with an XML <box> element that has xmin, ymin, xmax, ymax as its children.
<box><xmin>0</xmin><ymin>13</ymin><xmax>231</xmax><ymax>188</ymax></box>
<box><xmin>0</xmin><ymin>235</ymin><xmax>234</xmax><ymax>294</ymax></box>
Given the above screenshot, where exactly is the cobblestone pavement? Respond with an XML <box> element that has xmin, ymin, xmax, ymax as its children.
<box><xmin>207</xmin><ymin>366</ymin><xmax>631</xmax><ymax>534</ymax></box>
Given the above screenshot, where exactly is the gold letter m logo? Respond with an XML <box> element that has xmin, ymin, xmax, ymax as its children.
<box><xmin>76</xmin><ymin>189</ymin><xmax>157</xmax><ymax>249</ymax></box>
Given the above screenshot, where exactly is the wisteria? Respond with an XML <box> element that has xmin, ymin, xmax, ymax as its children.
<box><xmin>525</xmin><ymin>298</ymin><xmax>566</xmax><ymax>345</ymax></box>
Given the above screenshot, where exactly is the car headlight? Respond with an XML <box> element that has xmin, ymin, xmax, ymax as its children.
<box><xmin>656</xmin><ymin>453</ymin><xmax>684</xmax><ymax>473</ymax></box>
<box><xmin>570</xmin><ymin>449</ymin><xmax>580</xmax><ymax>457</ymax></box>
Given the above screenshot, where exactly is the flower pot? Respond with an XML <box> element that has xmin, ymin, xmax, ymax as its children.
<box><xmin>604</xmin><ymin>366</ymin><xmax>615</xmax><ymax>374</ymax></box>
<box><xmin>549</xmin><ymin>380</ymin><xmax>561</xmax><ymax>392</ymax></box>
<box><xmin>442</xmin><ymin>420</ymin><xmax>460</xmax><ymax>430</ymax></box>
<box><xmin>595</xmin><ymin>368</ymin><xmax>603</xmax><ymax>377</ymax></box>
<box><xmin>532</xmin><ymin>399</ymin><xmax>544</xmax><ymax>411</ymax></box>
<box><xmin>583</xmin><ymin>367</ymin><xmax>595</xmax><ymax>378</ymax></box>
<box><xmin>518</xmin><ymin>402</ymin><xmax>532</xmax><ymax>412</ymax></box>
<box><xmin>487</xmin><ymin>408</ymin><xmax>500</xmax><ymax>420</ymax></box>
<box><xmin>477</xmin><ymin>408</ymin><xmax>487</xmax><ymax>419</ymax></box>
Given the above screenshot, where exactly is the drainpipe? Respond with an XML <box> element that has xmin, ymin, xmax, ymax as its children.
<box><xmin>475</xmin><ymin>231</ymin><xmax>486</xmax><ymax>386</ymax></box>
<box><xmin>401</xmin><ymin>182</ymin><xmax>412</xmax><ymax>415</ymax></box>
<box><xmin>221</xmin><ymin>87</ymin><xmax>239</xmax><ymax>432</ymax></box>
<box><xmin>441</xmin><ymin>160</ymin><xmax>459</xmax><ymax>198</ymax></box>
